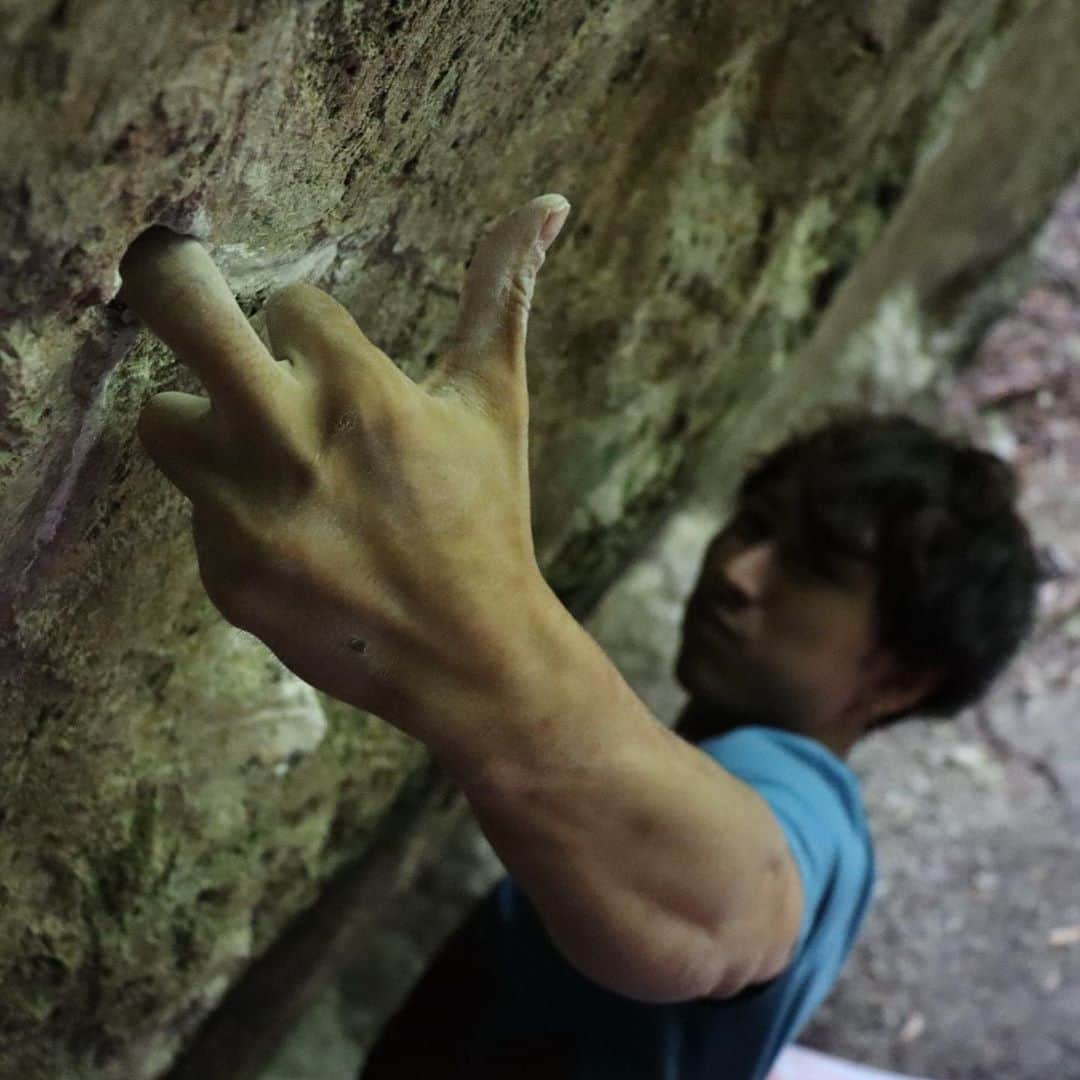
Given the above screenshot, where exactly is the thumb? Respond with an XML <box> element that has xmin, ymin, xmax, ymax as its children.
<box><xmin>441</xmin><ymin>193</ymin><xmax>570</xmax><ymax>389</ymax></box>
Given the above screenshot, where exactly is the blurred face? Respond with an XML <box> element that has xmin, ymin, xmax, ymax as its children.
<box><xmin>674</xmin><ymin>491</ymin><xmax>885</xmax><ymax>747</ymax></box>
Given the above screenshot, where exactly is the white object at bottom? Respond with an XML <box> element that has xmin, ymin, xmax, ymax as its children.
<box><xmin>767</xmin><ymin>1044</ymin><xmax>935</xmax><ymax>1080</ymax></box>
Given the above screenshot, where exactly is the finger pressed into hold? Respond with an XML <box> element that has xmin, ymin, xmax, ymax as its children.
<box><xmin>118</xmin><ymin>228</ymin><xmax>287</xmax><ymax>425</ymax></box>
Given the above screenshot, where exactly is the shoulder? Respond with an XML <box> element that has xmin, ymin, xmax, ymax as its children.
<box><xmin>699</xmin><ymin>726</ymin><xmax>872</xmax><ymax>837</ymax></box>
<box><xmin>699</xmin><ymin>726</ymin><xmax>877</xmax><ymax>989</ymax></box>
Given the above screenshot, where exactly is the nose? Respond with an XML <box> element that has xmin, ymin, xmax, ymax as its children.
<box><xmin>717</xmin><ymin>539</ymin><xmax>776</xmax><ymax>609</ymax></box>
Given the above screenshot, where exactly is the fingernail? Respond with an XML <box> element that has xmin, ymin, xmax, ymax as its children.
<box><xmin>539</xmin><ymin>199</ymin><xmax>571</xmax><ymax>251</ymax></box>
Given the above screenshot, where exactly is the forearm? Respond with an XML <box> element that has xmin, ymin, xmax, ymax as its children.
<box><xmin>376</xmin><ymin>576</ymin><xmax>799</xmax><ymax>1003</ymax></box>
<box><xmin>117</xmin><ymin>199</ymin><xmax>789</xmax><ymax>998</ymax></box>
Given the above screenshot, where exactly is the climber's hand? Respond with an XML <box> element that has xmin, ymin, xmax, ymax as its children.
<box><xmin>116</xmin><ymin>194</ymin><xmax>571</xmax><ymax>735</ymax></box>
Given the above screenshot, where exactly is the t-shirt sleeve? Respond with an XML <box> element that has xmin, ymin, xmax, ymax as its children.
<box><xmin>698</xmin><ymin>727</ymin><xmax>876</xmax><ymax>969</ymax></box>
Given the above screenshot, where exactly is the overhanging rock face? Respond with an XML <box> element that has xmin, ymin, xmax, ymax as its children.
<box><xmin>1</xmin><ymin>2</ymin><xmax>1078</xmax><ymax>1077</ymax></box>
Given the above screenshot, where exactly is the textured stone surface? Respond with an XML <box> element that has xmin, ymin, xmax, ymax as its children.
<box><xmin>2</xmin><ymin>1</ymin><xmax>1079</xmax><ymax>1078</ymax></box>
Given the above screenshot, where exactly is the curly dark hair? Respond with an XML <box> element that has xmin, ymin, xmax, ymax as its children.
<box><xmin>733</xmin><ymin>409</ymin><xmax>1043</xmax><ymax>729</ymax></box>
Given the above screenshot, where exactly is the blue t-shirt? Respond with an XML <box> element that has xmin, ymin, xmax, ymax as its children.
<box><xmin>457</xmin><ymin>725</ymin><xmax>877</xmax><ymax>1080</ymax></box>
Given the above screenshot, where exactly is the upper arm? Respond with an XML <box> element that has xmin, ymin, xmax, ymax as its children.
<box><xmin>694</xmin><ymin>729</ymin><xmax>875</xmax><ymax>1001</ymax></box>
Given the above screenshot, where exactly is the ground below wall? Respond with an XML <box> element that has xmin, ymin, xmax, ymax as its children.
<box><xmin>798</xmin><ymin>184</ymin><xmax>1080</xmax><ymax>1079</ymax></box>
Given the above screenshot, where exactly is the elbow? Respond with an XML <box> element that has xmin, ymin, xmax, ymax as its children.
<box><xmin>621</xmin><ymin>930</ymin><xmax>764</xmax><ymax>1005</ymax></box>
<box><xmin>697</xmin><ymin>953</ymin><xmax>774</xmax><ymax>1002</ymax></box>
<box><xmin>697</xmin><ymin>922</ymin><xmax>799</xmax><ymax>1001</ymax></box>
<box><xmin>534</xmin><ymin>871</ymin><xmax>802</xmax><ymax>1004</ymax></box>
<box><xmin>534</xmin><ymin>888</ymin><xmax>790</xmax><ymax>1004</ymax></box>
<box><xmin>545</xmin><ymin>900</ymin><xmax>740</xmax><ymax>1005</ymax></box>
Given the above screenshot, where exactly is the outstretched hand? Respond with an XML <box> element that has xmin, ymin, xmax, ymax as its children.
<box><xmin>117</xmin><ymin>194</ymin><xmax>572</xmax><ymax>735</ymax></box>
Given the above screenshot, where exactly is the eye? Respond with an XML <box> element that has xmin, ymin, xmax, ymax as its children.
<box><xmin>780</xmin><ymin>549</ymin><xmax>817</xmax><ymax>582</ymax></box>
<box><xmin>779</xmin><ymin>538</ymin><xmax>843</xmax><ymax>584</ymax></box>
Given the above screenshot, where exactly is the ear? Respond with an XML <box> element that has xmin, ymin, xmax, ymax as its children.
<box><xmin>865</xmin><ymin>649</ymin><xmax>945</xmax><ymax>722</ymax></box>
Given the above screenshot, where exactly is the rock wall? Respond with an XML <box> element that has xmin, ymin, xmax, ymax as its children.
<box><xmin>1</xmin><ymin>2</ymin><xmax>1078</xmax><ymax>1078</ymax></box>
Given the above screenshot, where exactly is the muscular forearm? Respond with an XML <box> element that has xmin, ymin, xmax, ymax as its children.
<box><xmin>374</xmin><ymin>576</ymin><xmax>802</xmax><ymax>1004</ymax></box>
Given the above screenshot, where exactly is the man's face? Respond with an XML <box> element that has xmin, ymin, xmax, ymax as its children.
<box><xmin>674</xmin><ymin>490</ymin><xmax>883</xmax><ymax>740</ymax></box>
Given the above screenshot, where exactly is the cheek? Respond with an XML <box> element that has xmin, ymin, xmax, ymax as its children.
<box><xmin>766</xmin><ymin>624</ymin><xmax>861</xmax><ymax>708</ymax></box>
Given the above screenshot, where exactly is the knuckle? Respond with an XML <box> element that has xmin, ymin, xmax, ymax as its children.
<box><xmin>507</xmin><ymin>268</ymin><xmax>535</xmax><ymax>316</ymax></box>
<box><xmin>320</xmin><ymin>403</ymin><xmax>372</xmax><ymax>451</ymax></box>
<box><xmin>438</xmin><ymin>370</ymin><xmax>495</xmax><ymax>419</ymax></box>
<box><xmin>318</xmin><ymin>372</ymin><xmax>411</xmax><ymax>444</ymax></box>
<box><xmin>328</xmin><ymin>407</ymin><xmax>361</xmax><ymax>439</ymax></box>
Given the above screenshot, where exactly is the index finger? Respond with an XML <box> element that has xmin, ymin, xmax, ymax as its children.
<box><xmin>117</xmin><ymin>227</ymin><xmax>286</xmax><ymax>421</ymax></box>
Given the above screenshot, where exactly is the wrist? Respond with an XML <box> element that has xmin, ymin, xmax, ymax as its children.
<box><xmin>392</xmin><ymin>571</ymin><xmax>599</xmax><ymax>792</ymax></box>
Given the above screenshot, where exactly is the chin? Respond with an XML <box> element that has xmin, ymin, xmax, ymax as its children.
<box><xmin>674</xmin><ymin>647</ymin><xmax>812</xmax><ymax>735</ymax></box>
<box><xmin>674</xmin><ymin>639</ymin><xmax>739</xmax><ymax>697</ymax></box>
<box><xmin>673</xmin><ymin>647</ymin><xmax>716</xmax><ymax>702</ymax></box>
